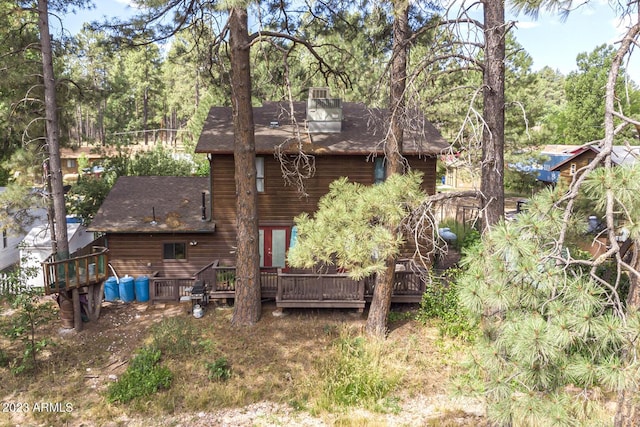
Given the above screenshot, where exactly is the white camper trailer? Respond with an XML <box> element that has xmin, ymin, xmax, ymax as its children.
<box><xmin>0</xmin><ymin>187</ymin><xmax>47</xmax><ymax>272</ymax></box>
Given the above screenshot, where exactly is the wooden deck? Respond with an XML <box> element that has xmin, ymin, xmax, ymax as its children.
<box><xmin>149</xmin><ymin>259</ymin><xmax>428</xmax><ymax>309</ymax></box>
<box><xmin>41</xmin><ymin>245</ymin><xmax>110</xmax><ymax>328</ymax></box>
<box><xmin>43</xmin><ymin>247</ymin><xmax>110</xmax><ymax>295</ymax></box>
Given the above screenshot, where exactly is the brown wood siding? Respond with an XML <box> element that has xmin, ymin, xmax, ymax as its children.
<box><xmin>106</xmin><ymin>232</ymin><xmax>228</xmax><ymax>278</ymax></box>
<box><xmin>211</xmin><ymin>154</ymin><xmax>437</xmax><ymax>226</ymax></box>
<box><xmin>557</xmin><ymin>152</ymin><xmax>596</xmax><ymax>186</ymax></box>
<box><xmin>107</xmin><ymin>154</ymin><xmax>437</xmax><ymax>276</ymax></box>
<box><xmin>408</xmin><ymin>156</ymin><xmax>438</xmax><ymax>195</ymax></box>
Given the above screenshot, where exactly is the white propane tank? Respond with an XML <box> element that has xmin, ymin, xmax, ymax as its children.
<box><xmin>193</xmin><ymin>304</ymin><xmax>204</xmax><ymax>319</ymax></box>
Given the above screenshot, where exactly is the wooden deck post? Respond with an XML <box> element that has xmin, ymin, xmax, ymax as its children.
<box><xmin>72</xmin><ymin>288</ymin><xmax>82</xmax><ymax>331</ymax></box>
<box><xmin>85</xmin><ymin>281</ymin><xmax>104</xmax><ymax>321</ymax></box>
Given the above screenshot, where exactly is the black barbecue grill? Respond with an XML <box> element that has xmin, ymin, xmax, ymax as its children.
<box><xmin>190</xmin><ymin>280</ymin><xmax>209</xmax><ymax>310</ymax></box>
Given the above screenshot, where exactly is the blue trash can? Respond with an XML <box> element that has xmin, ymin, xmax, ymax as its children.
<box><xmin>135</xmin><ymin>276</ymin><xmax>150</xmax><ymax>302</ymax></box>
<box><xmin>104</xmin><ymin>276</ymin><xmax>119</xmax><ymax>301</ymax></box>
<box><xmin>119</xmin><ymin>276</ymin><xmax>135</xmax><ymax>303</ymax></box>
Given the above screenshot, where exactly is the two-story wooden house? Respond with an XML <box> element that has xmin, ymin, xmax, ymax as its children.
<box><xmin>88</xmin><ymin>89</ymin><xmax>449</xmax><ymax>281</ymax></box>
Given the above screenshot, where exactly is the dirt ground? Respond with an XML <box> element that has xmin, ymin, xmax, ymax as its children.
<box><xmin>1</xmin><ymin>251</ymin><xmax>483</xmax><ymax>427</ymax></box>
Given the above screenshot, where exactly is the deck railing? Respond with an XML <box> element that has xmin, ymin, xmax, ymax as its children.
<box><xmin>150</xmin><ymin>260</ymin><xmax>427</xmax><ymax>306</ymax></box>
<box><xmin>42</xmin><ymin>247</ymin><xmax>109</xmax><ymax>295</ymax></box>
<box><xmin>277</xmin><ymin>270</ymin><xmax>365</xmax><ymax>310</ymax></box>
<box><xmin>149</xmin><ymin>276</ymin><xmax>194</xmax><ymax>302</ymax></box>
<box><xmin>194</xmin><ymin>262</ymin><xmax>278</xmax><ymax>299</ymax></box>
<box><xmin>0</xmin><ymin>273</ymin><xmax>19</xmax><ymax>297</ymax></box>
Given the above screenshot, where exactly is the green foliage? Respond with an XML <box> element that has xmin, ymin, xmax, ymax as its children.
<box><xmin>386</xmin><ymin>310</ymin><xmax>413</xmax><ymax>323</ymax></box>
<box><xmin>107</xmin><ymin>346</ymin><xmax>173</xmax><ymax>404</ymax></box>
<box><xmin>206</xmin><ymin>357</ymin><xmax>231</xmax><ymax>382</ymax></box>
<box><xmin>182</xmin><ymin>92</ymin><xmax>218</xmax><ymax>176</ymax></box>
<box><xmin>416</xmin><ymin>269</ymin><xmax>476</xmax><ymax>340</ymax></box>
<box><xmin>457</xmin><ymin>183</ymin><xmax>640</xmax><ymax>426</ymax></box>
<box><xmin>0</xmin><ymin>5</ymin><xmax>43</xmax><ymax>171</ymax></box>
<box><xmin>215</xmin><ymin>271</ymin><xmax>236</xmax><ymax>289</ymax></box>
<box><xmin>0</xmin><ymin>269</ymin><xmax>56</xmax><ymax>374</ymax></box>
<box><xmin>288</xmin><ymin>171</ymin><xmax>426</xmax><ymax>279</ymax></box>
<box><xmin>437</xmin><ymin>219</ymin><xmax>480</xmax><ymax>252</ymax></box>
<box><xmin>546</xmin><ymin>44</ymin><xmax>640</xmax><ymax>145</ymax></box>
<box><xmin>461</xmin><ymin>228</ymin><xmax>481</xmax><ymax>251</ymax></box>
<box><xmin>128</xmin><ymin>146</ymin><xmax>194</xmax><ymax>177</ymax></box>
<box><xmin>504</xmin><ymin>164</ymin><xmax>543</xmax><ymax>195</ymax></box>
<box><xmin>66</xmin><ymin>175</ymin><xmax>113</xmax><ymax>225</ymax></box>
<box><xmin>319</xmin><ymin>334</ymin><xmax>400</xmax><ymax>411</ymax></box>
<box><xmin>149</xmin><ymin>316</ymin><xmax>200</xmax><ymax>357</ymax></box>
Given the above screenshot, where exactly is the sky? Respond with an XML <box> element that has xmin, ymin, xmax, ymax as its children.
<box><xmin>57</xmin><ymin>0</ymin><xmax>639</xmax><ymax>79</ymax></box>
<box><xmin>507</xmin><ymin>1</ymin><xmax>640</xmax><ymax>78</ymax></box>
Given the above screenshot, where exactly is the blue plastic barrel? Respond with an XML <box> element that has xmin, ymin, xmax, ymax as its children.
<box><xmin>135</xmin><ymin>276</ymin><xmax>150</xmax><ymax>302</ymax></box>
<box><xmin>104</xmin><ymin>276</ymin><xmax>119</xmax><ymax>301</ymax></box>
<box><xmin>119</xmin><ymin>276</ymin><xmax>135</xmax><ymax>303</ymax></box>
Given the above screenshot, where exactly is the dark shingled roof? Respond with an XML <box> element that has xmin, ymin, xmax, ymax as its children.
<box><xmin>87</xmin><ymin>176</ymin><xmax>215</xmax><ymax>233</ymax></box>
<box><xmin>196</xmin><ymin>101</ymin><xmax>449</xmax><ymax>156</ymax></box>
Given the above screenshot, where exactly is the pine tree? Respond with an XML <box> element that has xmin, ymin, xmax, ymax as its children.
<box><xmin>458</xmin><ymin>174</ymin><xmax>640</xmax><ymax>426</ymax></box>
<box><xmin>288</xmin><ymin>172</ymin><xmax>426</xmax><ymax>282</ymax></box>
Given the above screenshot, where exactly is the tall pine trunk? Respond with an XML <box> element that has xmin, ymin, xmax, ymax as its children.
<box><xmin>480</xmin><ymin>0</ymin><xmax>506</xmax><ymax>230</ymax></box>
<box><xmin>365</xmin><ymin>0</ymin><xmax>408</xmax><ymax>336</ymax></box>
<box><xmin>229</xmin><ymin>7</ymin><xmax>261</xmax><ymax>326</ymax></box>
<box><xmin>37</xmin><ymin>0</ymin><xmax>79</xmax><ymax>330</ymax></box>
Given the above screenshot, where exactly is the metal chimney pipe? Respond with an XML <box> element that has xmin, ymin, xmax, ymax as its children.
<box><xmin>201</xmin><ymin>191</ymin><xmax>206</xmax><ymax>220</ymax></box>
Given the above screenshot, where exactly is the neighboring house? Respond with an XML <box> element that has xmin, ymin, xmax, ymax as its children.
<box><xmin>0</xmin><ymin>187</ymin><xmax>47</xmax><ymax>272</ymax></box>
<box><xmin>535</xmin><ymin>145</ymin><xmax>577</xmax><ymax>184</ymax></box>
<box><xmin>551</xmin><ymin>144</ymin><xmax>640</xmax><ymax>185</ymax></box>
<box><xmin>440</xmin><ymin>152</ymin><xmax>480</xmax><ymax>189</ymax></box>
<box><xmin>59</xmin><ymin>146</ymin><xmax>113</xmax><ymax>183</ymax></box>
<box><xmin>20</xmin><ymin>220</ymin><xmax>95</xmax><ymax>288</ymax></box>
<box><xmin>88</xmin><ymin>88</ymin><xmax>449</xmax><ymax>278</ymax></box>
<box><xmin>60</xmin><ymin>143</ymin><xmax>187</xmax><ymax>183</ymax></box>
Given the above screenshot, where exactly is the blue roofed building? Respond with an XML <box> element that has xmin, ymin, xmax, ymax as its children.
<box><xmin>535</xmin><ymin>145</ymin><xmax>579</xmax><ymax>185</ymax></box>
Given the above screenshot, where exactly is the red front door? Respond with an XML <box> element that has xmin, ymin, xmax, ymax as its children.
<box><xmin>259</xmin><ymin>227</ymin><xmax>291</xmax><ymax>268</ymax></box>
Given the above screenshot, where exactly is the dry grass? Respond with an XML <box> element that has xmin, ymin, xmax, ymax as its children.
<box><xmin>0</xmin><ymin>299</ymin><xmax>481</xmax><ymax>426</ymax></box>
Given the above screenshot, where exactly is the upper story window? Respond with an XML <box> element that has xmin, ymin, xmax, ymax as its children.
<box><xmin>163</xmin><ymin>242</ymin><xmax>186</xmax><ymax>260</ymax></box>
<box><xmin>256</xmin><ymin>157</ymin><xmax>265</xmax><ymax>192</ymax></box>
<box><xmin>569</xmin><ymin>163</ymin><xmax>577</xmax><ymax>176</ymax></box>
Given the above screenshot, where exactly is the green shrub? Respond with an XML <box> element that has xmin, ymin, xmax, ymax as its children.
<box><xmin>460</xmin><ymin>228</ymin><xmax>481</xmax><ymax>250</ymax></box>
<box><xmin>387</xmin><ymin>310</ymin><xmax>413</xmax><ymax>323</ymax></box>
<box><xmin>107</xmin><ymin>346</ymin><xmax>173</xmax><ymax>404</ymax></box>
<box><xmin>319</xmin><ymin>335</ymin><xmax>399</xmax><ymax>411</ymax></box>
<box><xmin>216</xmin><ymin>271</ymin><xmax>235</xmax><ymax>288</ymax></box>
<box><xmin>437</xmin><ymin>219</ymin><xmax>481</xmax><ymax>251</ymax></box>
<box><xmin>206</xmin><ymin>357</ymin><xmax>231</xmax><ymax>381</ymax></box>
<box><xmin>416</xmin><ymin>271</ymin><xmax>476</xmax><ymax>340</ymax></box>
<box><xmin>1</xmin><ymin>271</ymin><xmax>56</xmax><ymax>374</ymax></box>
